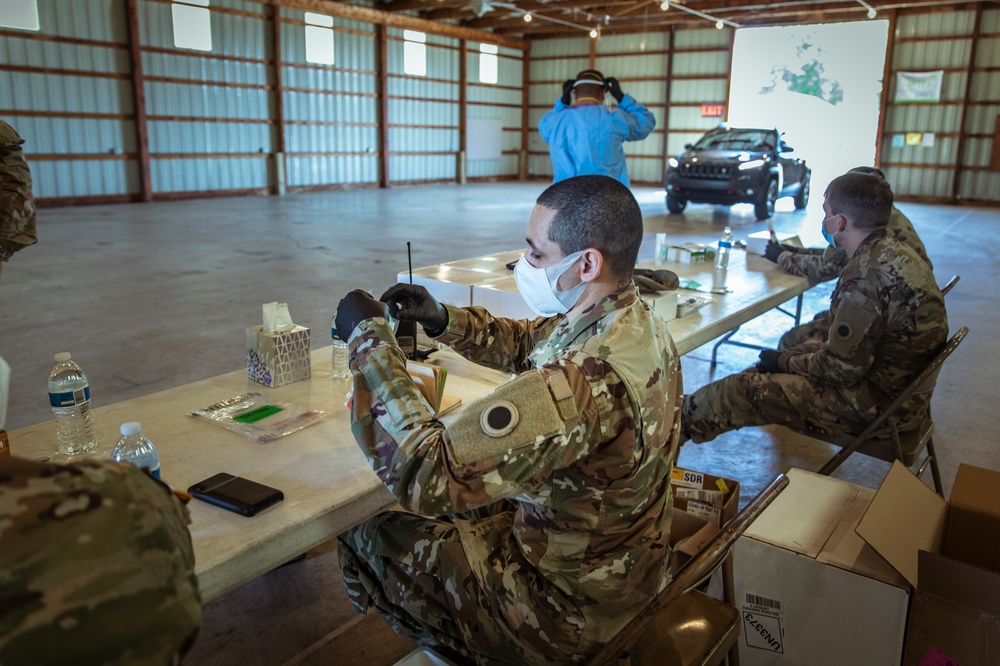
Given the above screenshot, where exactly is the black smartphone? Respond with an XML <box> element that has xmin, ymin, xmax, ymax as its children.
<box><xmin>188</xmin><ymin>473</ymin><xmax>284</xmax><ymax>517</ymax></box>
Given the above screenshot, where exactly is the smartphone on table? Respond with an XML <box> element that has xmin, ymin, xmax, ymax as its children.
<box><xmin>187</xmin><ymin>473</ymin><xmax>284</xmax><ymax>517</ymax></box>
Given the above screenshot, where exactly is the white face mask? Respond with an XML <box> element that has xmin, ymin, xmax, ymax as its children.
<box><xmin>513</xmin><ymin>250</ymin><xmax>587</xmax><ymax>317</ymax></box>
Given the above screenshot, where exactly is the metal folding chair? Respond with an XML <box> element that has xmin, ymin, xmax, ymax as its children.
<box><xmin>940</xmin><ymin>274</ymin><xmax>960</xmax><ymax>297</ymax></box>
<box><xmin>794</xmin><ymin>326</ymin><xmax>968</xmax><ymax>496</ymax></box>
<box><xmin>586</xmin><ymin>474</ymin><xmax>790</xmax><ymax>666</ymax></box>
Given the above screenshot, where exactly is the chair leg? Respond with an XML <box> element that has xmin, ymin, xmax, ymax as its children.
<box><xmin>925</xmin><ymin>436</ymin><xmax>944</xmax><ymax>496</ymax></box>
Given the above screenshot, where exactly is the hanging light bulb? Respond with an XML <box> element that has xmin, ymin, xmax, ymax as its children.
<box><xmin>715</xmin><ymin>19</ymin><xmax>724</xmax><ymax>29</ymax></box>
<box><xmin>523</xmin><ymin>12</ymin><xmax>532</xmax><ymax>21</ymax></box>
<box><xmin>590</xmin><ymin>28</ymin><xmax>598</xmax><ymax>38</ymax></box>
<box><xmin>867</xmin><ymin>8</ymin><xmax>877</xmax><ymax>18</ymax></box>
<box><xmin>660</xmin><ymin>1</ymin><xmax>669</xmax><ymax>10</ymax></box>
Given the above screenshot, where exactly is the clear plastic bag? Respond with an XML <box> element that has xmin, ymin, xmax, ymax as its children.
<box><xmin>189</xmin><ymin>392</ymin><xmax>328</xmax><ymax>444</ymax></box>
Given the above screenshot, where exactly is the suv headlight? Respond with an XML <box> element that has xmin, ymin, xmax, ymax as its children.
<box><xmin>668</xmin><ymin>157</ymin><xmax>679</xmax><ymax>169</ymax></box>
<box><xmin>738</xmin><ymin>159</ymin><xmax>766</xmax><ymax>171</ymax></box>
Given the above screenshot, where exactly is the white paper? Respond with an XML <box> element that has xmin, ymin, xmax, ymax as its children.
<box><xmin>0</xmin><ymin>354</ymin><xmax>9</xmax><ymax>430</ymax></box>
<box><xmin>262</xmin><ymin>302</ymin><xmax>295</xmax><ymax>333</ymax></box>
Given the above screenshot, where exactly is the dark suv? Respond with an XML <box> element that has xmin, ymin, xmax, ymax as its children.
<box><xmin>665</xmin><ymin>126</ymin><xmax>810</xmax><ymax>220</ymax></box>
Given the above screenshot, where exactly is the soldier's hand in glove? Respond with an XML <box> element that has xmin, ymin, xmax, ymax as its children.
<box><xmin>381</xmin><ymin>283</ymin><xmax>449</xmax><ymax>335</ymax></box>
<box><xmin>335</xmin><ymin>290</ymin><xmax>390</xmax><ymax>343</ymax></box>
<box><xmin>561</xmin><ymin>79</ymin><xmax>575</xmax><ymax>105</ymax></box>
<box><xmin>764</xmin><ymin>241</ymin><xmax>786</xmax><ymax>263</ymax></box>
<box><xmin>756</xmin><ymin>349</ymin><xmax>784</xmax><ymax>374</ymax></box>
<box><xmin>604</xmin><ymin>77</ymin><xmax>625</xmax><ymax>103</ymax></box>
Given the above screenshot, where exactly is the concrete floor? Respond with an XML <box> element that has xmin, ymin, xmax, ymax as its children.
<box><xmin>1</xmin><ymin>182</ymin><xmax>997</xmax><ymax>664</ymax></box>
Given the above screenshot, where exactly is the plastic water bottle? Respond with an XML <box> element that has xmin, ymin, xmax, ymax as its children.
<box><xmin>47</xmin><ymin>352</ymin><xmax>98</xmax><ymax>456</ymax></box>
<box><xmin>111</xmin><ymin>422</ymin><xmax>160</xmax><ymax>479</ymax></box>
<box><xmin>715</xmin><ymin>226</ymin><xmax>733</xmax><ymax>269</ymax></box>
<box><xmin>331</xmin><ymin>315</ymin><xmax>350</xmax><ymax>380</ymax></box>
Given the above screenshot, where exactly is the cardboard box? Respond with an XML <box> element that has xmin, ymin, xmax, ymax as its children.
<box><xmin>745</xmin><ymin>231</ymin><xmax>801</xmax><ymax>256</ymax></box>
<box><xmin>670</xmin><ymin>466</ymin><xmax>740</xmax><ymax>528</ymax></box>
<box><xmin>856</xmin><ymin>462</ymin><xmax>1000</xmax><ymax>666</ymax></box>
<box><xmin>670</xmin><ymin>507</ymin><xmax>720</xmax><ymax>574</ymax></box>
<box><xmin>660</xmin><ymin>242</ymin><xmax>716</xmax><ymax>265</ymax></box>
<box><xmin>246</xmin><ymin>325</ymin><xmax>311</xmax><ymax>388</ymax></box>
<box><xmin>646</xmin><ymin>290</ymin><xmax>678</xmax><ymax>321</ymax></box>
<box><xmin>732</xmin><ymin>468</ymin><xmax>910</xmax><ymax>665</ymax></box>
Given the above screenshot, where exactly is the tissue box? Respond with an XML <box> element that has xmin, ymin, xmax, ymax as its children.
<box><xmin>661</xmin><ymin>243</ymin><xmax>716</xmax><ymax>265</ymax></box>
<box><xmin>246</xmin><ymin>325</ymin><xmax>311</xmax><ymax>388</ymax></box>
<box><xmin>746</xmin><ymin>231</ymin><xmax>801</xmax><ymax>256</ymax></box>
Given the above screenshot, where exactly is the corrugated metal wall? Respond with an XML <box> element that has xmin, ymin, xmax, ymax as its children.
<box><xmin>881</xmin><ymin>6</ymin><xmax>999</xmax><ymax>203</ymax></box>
<box><xmin>466</xmin><ymin>43</ymin><xmax>524</xmax><ymax>179</ymax></box>
<box><xmin>0</xmin><ymin>0</ymin><xmax>136</xmax><ymax>201</ymax></box>
<box><xmin>665</xmin><ymin>27</ymin><xmax>731</xmax><ymax>158</ymax></box>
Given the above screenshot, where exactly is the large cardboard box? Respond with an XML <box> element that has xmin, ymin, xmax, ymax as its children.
<box><xmin>732</xmin><ymin>468</ymin><xmax>910</xmax><ymax>665</ymax></box>
<box><xmin>857</xmin><ymin>462</ymin><xmax>1000</xmax><ymax>666</ymax></box>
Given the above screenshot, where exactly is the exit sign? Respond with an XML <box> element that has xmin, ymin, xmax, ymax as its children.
<box><xmin>701</xmin><ymin>104</ymin><xmax>725</xmax><ymax>117</ymax></box>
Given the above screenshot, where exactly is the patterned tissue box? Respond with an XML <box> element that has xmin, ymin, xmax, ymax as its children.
<box><xmin>246</xmin><ymin>325</ymin><xmax>311</xmax><ymax>388</ymax></box>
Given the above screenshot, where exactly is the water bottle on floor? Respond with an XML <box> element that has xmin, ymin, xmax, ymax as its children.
<box><xmin>715</xmin><ymin>226</ymin><xmax>733</xmax><ymax>269</ymax></box>
<box><xmin>47</xmin><ymin>352</ymin><xmax>98</xmax><ymax>455</ymax></box>
<box><xmin>111</xmin><ymin>422</ymin><xmax>160</xmax><ymax>478</ymax></box>
<box><xmin>331</xmin><ymin>315</ymin><xmax>350</xmax><ymax>380</ymax></box>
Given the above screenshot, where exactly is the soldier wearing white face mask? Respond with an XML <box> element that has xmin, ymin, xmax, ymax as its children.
<box><xmin>331</xmin><ymin>175</ymin><xmax>681</xmax><ymax>664</ymax></box>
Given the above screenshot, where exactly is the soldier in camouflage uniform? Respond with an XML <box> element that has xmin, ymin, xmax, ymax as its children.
<box><xmin>765</xmin><ymin>167</ymin><xmax>933</xmax><ymax>351</ymax></box>
<box><xmin>0</xmin><ymin>456</ymin><xmax>202</xmax><ymax>664</ymax></box>
<box><xmin>333</xmin><ymin>175</ymin><xmax>682</xmax><ymax>664</ymax></box>
<box><xmin>684</xmin><ymin>172</ymin><xmax>947</xmax><ymax>443</ymax></box>
<box><xmin>0</xmin><ymin>120</ymin><xmax>37</xmax><ymax>273</ymax></box>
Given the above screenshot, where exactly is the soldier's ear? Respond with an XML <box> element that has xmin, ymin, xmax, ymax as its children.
<box><xmin>579</xmin><ymin>248</ymin><xmax>604</xmax><ymax>283</ymax></box>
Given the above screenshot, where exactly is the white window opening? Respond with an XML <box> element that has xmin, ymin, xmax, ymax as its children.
<box><xmin>172</xmin><ymin>0</ymin><xmax>212</xmax><ymax>52</ymax></box>
<box><xmin>304</xmin><ymin>12</ymin><xmax>334</xmax><ymax>65</ymax></box>
<box><xmin>403</xmin><ymin>30</ymin><xmax>426</xmax><ymax>77</ymax></box>
<box><xmin>479</xmin><ymin>43</ymin><xmax>498</xmax><ymax>85</ymax></box>
<box><xmin>0</xmin><ymin>0</ymin><xmax>40</xmax><ymax>31</ymax></box>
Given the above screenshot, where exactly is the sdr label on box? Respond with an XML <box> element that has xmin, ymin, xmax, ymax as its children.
<box><xmin>742</xmin><ymin>608</ymin><xmax>783</xmax><ymax>654</ymax></box>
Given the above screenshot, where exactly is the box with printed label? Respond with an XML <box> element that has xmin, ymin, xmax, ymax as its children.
<box><xmin>670</xmin><ymin>466</ymin><xmax>740</xmax><ymax>528</ymax></box>
<box><xmin>246</xmin><ymin>325</ymin><xmax>311</xmax><ymax>388</ymax></box>
<box><xmin>732</xmin><ymin>468</ymin><xmax>910</xmax><ymax>665</ymax></box>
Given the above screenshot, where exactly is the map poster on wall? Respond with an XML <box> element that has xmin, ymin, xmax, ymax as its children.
<box><xmin>895</xmin><ymin>71</ymin><xmax>944</xmax><ymax>103</ymax></box>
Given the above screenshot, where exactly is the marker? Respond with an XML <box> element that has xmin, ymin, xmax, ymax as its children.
<box><xmin>766</xmin><ymin>219</ymin><xmax>778</xmax><ymax>243</ymax></box>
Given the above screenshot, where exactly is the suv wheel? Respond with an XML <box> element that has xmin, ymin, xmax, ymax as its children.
<box><xmin>666</xmin><ymin>193</ymin><xmax>687</xmax><ymax>214</ymax></box>
<box><xmin>755</xmin><ymin>180</ymin><xmax>778</xmax><ymax>220</ymax></box>
<box><xmin>794</xmin><ymin>172</ymin><xmax>810</xmax><ymax>210</ymax></box>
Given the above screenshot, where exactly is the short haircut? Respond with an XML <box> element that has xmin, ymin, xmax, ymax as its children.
<box><xmin>848</xmin><ymin>165</ymin><xmax>887</xmax><ymax>181</ymax></box>
<box><xmin>825</xmin><ymin>172</ymin><xmax>893</xmax><ymax>229</ymax></box>
<box><xmin>537</xmin><ymin>175</ymin><xmax>643</xmax><ymax>282</ymax></box>
<box><xmin>575</xmin><ymin>83</ymin><xmax>605</xmax><ymax>98</ymax></box>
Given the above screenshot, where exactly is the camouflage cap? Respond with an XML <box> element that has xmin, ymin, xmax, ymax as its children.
<box><xmin>0</xmin><ymin>456</ymin><xmax>202</xmax><ymax>664</ymax></box>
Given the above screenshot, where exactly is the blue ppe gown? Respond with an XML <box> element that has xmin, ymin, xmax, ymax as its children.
<box><xmin>538</xmin><ymin>95</ymin><xmax>656</xmax><ymax>188</ymax></box>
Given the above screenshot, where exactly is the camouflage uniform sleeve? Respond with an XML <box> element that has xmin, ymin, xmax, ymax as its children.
<box><xmin>348</xmin><ymin>318</ymin><xmax>616</xmax><ymax>516</ymax></box>
<box><xmin>780</xmin><ymin>270</ymin><xmax>884</xmax><ymax>386</ymax></box>
<box><xmin>776</xmin><ymin>245</ymin><xmax>848</xmax><ymax>283</ymax></box>
<box><xmin>433</xmin><ymin>303</ymin><xmax>562</xmax><ymax>374</ymax></box>
<box><xmin>0</xmin><ymin>121</ymin><xmax>37</xmax><ymax>262</ymax></box>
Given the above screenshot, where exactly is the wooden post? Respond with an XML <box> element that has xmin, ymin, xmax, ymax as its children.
<box><xmin>271</xmin><ymin>4</ymin><xmax>287</xmax><ymax>195</ymax></box>
<box><xmin>589</xmin><ymin>30</ymin><xmax>596</xmax><ymax>68</ymax></box>
<box><xmin>874</xmin><ymin>8</ymin><xmax>897</xmax><ymax>169</ymax></box>
<box><xmin>376</xmin><ymin>24</ymin><xmax>390</xmax><ymax>188</ymax></box>
<box><xmin>458</xmin><ymin>38</ymin><xmax>467</xmax><ymax>184</ymax></box>
<box><xmin>124</xmin><ymin>0</ymin><xmax>152</xmax><ymax>202</ymax></box>
<box><xmin>951</xmin><ymin>3</ymin><xmax>984</xmax><ymax>203</ymax></box>
<box><xmin>520</xmin><ymin>40</ymin><xmax>530</xmax><ymax>181</ymax></box>
<box><xmin>661</xmin><ymin>25</ymin><xmax>675</xmax><ymax>178</ymax></box>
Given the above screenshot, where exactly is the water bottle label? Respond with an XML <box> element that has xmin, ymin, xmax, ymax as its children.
<box><xmin>49</xmin><ymin>386</ymin><xmax>90</xmax><ymax>407</ymax></box>
<box><xmin>718</xmin><ymin>241</ymin><xmax>732</xmax><ymax>249</ymax></box>
<box><xmin>149</xmin><ymin>465</ymin><xmax>161</xmax><ymax>479</ymax></box>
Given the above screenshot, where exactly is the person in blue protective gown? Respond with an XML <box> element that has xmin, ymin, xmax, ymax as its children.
<box><xmin>539</xmin><ymin>69</ymin><xmax>656</xmax><ymax>188</ymax></box>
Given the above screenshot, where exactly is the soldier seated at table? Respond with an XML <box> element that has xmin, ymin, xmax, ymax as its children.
<box><xmin>764</xmin><ymin>166</ymin><xmax>933</xmax><ymax>352</ymax></box>
<box><xmin>683</xmin><ymin>171</ymin><xmax>948</xmax><ymax>444</ymax></box>
<box><xmin>332</xmin><ymin>175</ymin><xmax>682</xmax><ymax>664</ymax></box>
<box><xmin>0</xmin><ymin>456</ymin><xmax>202</xmax><ymax>663</ymax></box>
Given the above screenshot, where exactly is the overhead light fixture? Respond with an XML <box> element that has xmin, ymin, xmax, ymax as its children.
<box><xmin>868</xmin><ymin>8</ymin><xmax>877</xmax><ymax>18</ymax></box>
<box><xmin>716</xmin><ymin>19</ymin><xmax>724</xmax><ymax>29</ymax></box>
<box><xmin>490</xmin><ymin>0</ymin><xmax>596</xmax><ymax>35</ymax></box>
<box><xmin>659</xmin><ymin>1</ymin><xmax>740</xmax><ymax>28</ymax></box>
<box><xmin>590</xmin><ymin>28</ymin><xmax>598</xmax><ymax>38</ymax></box>
<box><xmin>660</xmin><ymin>1</ymin><xmax>669</xmax><ymax>10</ymax></box>
<box><xmin>523</xmin><ymin>13</ymin><xmax>531</xmax><ymax>21</ymax></box>
<box><xmin>856</xmin><ymin>0</ymin><xmax>878</xmax><ymax>19</ymax></box>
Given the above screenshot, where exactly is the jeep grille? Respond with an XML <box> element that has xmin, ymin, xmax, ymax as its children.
<box><xmin>681</xmin><ymin>163</ymin><xmax>731</xmax><ymax>179</ymax></box>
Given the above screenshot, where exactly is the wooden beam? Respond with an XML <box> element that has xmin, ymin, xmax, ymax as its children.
<box><xmin>459</xmin><ymin>38</ymin><xmax>467</xmax><ymax>184</ymax></box>
<box><xmin>661</xmin><ymin>25</ymin><xmax>675</xmax><ymax>174</ymax></box>
<box><xmin>124</xmin><ymin>0</ymin><xmax>152</xmax><ymax>203</ymax></box>
<box><xmin>874</xmin><ymin>8</ymin><xmax>896</xmax><ymax>169</ymax></box>
<box><xmin>271</xmin><ymin>0</ymin><xmax>527</xmax><ymax>50</ymax></box>
<box><xmin>376</xmin><ymin>24</ymin><xmax>391</xmax><ymax>188</ymax></box>
<box><xmin>951</xmin><ymin>2</ymin><xmax>983</xmax><ymax>202</ymax></box>
<box><xmin>272</xmin><ymin>5</ymin><xmax>286</xmax><ymax>155</ymax></box>
<box><xmin>520</xmin><ymin>40</ymin><xmax>530</xmax><ymax>181</ymax></box>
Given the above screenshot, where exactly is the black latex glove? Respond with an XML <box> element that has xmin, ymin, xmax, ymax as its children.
<box><xmin>334</xmin><ymin>290</ymin><xmax>389</xmax><ymax>343</ymax></box>
<box><xmin>756</xmin><ymin>349</ymin><xmax>783</xmax><ymax>374</ymax></box>
<box><xmin>561</xmin><ymin>79</ymin><xmax>574</xmax><ymax>105</ymax></box>
<box><xmin>764</xmin><ymin>241</ymin><xmax>785</xmax><ymax>263</ymax></box>
<box><xmin>604</xmin><ymin>77</ymin><xmax>625</xmax><ymax>103</ymax></box>
<box><xmin>380</xmin><ymin>283</ymin><xmax>448</xmax><ymax>335</ymax></box>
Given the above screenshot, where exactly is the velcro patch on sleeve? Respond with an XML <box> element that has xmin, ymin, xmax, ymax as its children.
<box><xmin>829</xmin><ymin>295</ymin><xmax>877</xmax><ymax>358</ymax></box>
<box><xmin>447</xmin><ymin>370</ymin><xmax>566</xmax><ymax>465</ymax></box>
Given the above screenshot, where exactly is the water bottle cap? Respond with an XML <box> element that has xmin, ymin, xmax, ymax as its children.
<box><xmin>120</xmin><ymin>421</ymin><xmax>142</xmax><ymax>436</ymax></box>
<box><xmin>54</xmin><ymin>352</ymin><xmax>71</xmax><ymax>362</ymax></box>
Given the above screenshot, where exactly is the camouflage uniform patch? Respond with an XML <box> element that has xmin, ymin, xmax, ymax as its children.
<box><xmin>340</xmin><ymin>285</ymin><xmax>681</xmax><ymax>664</ymax></box>
<box><xmin>685</xmin><ymin>230</ymin><xmax>947</xmax><ymax>443</ymax></box>
<box><xmin>0</xmin><ymin>456</ymin><xmax>202</xmax><ymax>664</ymax></box>
<box><xmin>0</xmin><ymin>120</ymin><xmax>37</xmax><ymax>262</ymax></box>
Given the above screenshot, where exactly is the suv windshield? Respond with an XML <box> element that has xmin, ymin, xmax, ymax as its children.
<box><xmin>692</xmin><ymin>129</ymin><xmax>776</xmax><ymax>152</ymax></box>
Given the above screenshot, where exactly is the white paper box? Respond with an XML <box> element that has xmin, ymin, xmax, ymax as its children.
<box><xmin>746</xmin><ymin>231</ymin><xmax>802</xmax><ymax>256</ymax></box>
<box><xmin>733</xmin><ymin>469</ymin><xmax>909</xmax><ymax>665</ymax></box>
<box><xmin>246</xmin><ymin>325</ymin><xmax>311</xmax><ymax>388</ymax></box>
<box><xmin>472</xmin><ymin>276</ymin><xmax>536</xmax><ymax>319</ymax></box>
